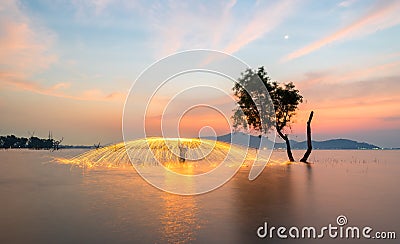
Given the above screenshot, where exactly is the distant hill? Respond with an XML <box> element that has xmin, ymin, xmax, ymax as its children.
<box><xmin>280</xmin><ymin>139</ymin><xmax>380</xmax><ymax>150</ymax></box>
<box><xmin>204</xmin><ymin>132</ymin><xmax>381</xmax><ymax>150</ymax></box>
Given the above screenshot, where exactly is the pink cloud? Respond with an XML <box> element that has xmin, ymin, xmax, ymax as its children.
<box><xmin>0</xmin><ymin>1</ymin><xmax>125</xmax><ymax>102</ymax></box>
<box><xmin>1</xmin><ymin>75</ymin><xmax>125</xmax><ymax>101</ymax></box>
<box><xmin>0</xmin><ymin>0</ymin><xmax>57</xmax><ymax>76</ymax></box>
<box><xmin>296</xmin><ymin>60</ymin><xmax>400</xmax><ymax>90</ymax></box>
<box><xmin>282</xmin><ymin>1</ymin><xmax>400</xmax><ymax>62</ymax></box>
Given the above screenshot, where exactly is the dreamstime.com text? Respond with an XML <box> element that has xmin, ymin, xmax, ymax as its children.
<box><xmin>257</xmin><ymin>215</ymin><xmax>396</xmax><ymax>240</ymax></box>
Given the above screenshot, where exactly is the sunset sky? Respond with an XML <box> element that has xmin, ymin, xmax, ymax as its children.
<box><xmin>1</xmin><ymin>0</ymin><xmax>399</xmax><ymax>147</ymax></box>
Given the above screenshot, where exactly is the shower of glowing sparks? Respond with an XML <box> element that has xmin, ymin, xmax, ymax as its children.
<box><xmin>55</xmin><ymin>137</ymin><xmax>270</xmax><ymax>175</ymax></box>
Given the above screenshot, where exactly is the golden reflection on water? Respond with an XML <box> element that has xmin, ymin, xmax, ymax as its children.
<box><xmin>78</xmin><ymin>166</ymin><xmax>204</xmax><ymax>243</ymax></box>
<box><xmin>159</xmin><ymin>165</ymin><xmax>202</xmax><ymax>243</ymax></box>
<box><xmin>160</xmin><ymin>193</ymin><xmax>201</xmax><ymax>244</ymax></box>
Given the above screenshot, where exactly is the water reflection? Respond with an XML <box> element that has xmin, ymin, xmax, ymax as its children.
<box><xmin>159</xmin><ymin>166</ymin><xmax>202</xmax><ymax>243</ymax></box>
<box><xmin>231</xmin><ymin>161</ymin><xmax>299</xmax><ymax>242</ymax></box>
<box><xmin>159</xmin><ymin>193</ymin><xmax>200</xmax><ymax>243</ymax></box>
<box><xmin>1</xmin><ymin>149</ymin><xmax>399</xmax><ymax>243</ymax></box>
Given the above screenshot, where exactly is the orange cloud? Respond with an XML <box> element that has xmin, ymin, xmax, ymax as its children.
<box><xmin>297</xmin><ymin>60</ymin><xmax>400</xmax><ymax>90</ymax></box>
<box><xmin>290</xmin><ymin>87</ymin><xmax>400</xmax><ymax>137</ymax></box>
<box><xmin>282</xmin><ymin>1</ymin><xmax>400</xmax><ymax>62</ymax></box>
<box><xmin>290</xmin><ymin>103</ymin><xmax>400</xmax><ymax>137</ymax></box>
<box><xmin>1</xmin><ymin>75</ymin><xmax>125</xmax><ymax>101</ymax></box>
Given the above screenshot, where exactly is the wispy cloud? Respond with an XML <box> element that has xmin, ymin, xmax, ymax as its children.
<box><xmin>0</xmin><ymin>0</ymin><xmax>125</xmax><ymax>101</ymax></box>
<box><xmin>338</xmin><ymin>0</ymin><xmax>357</xmax><ymax>8</ymax></box>
<box><xmin>71</xmin><ymin>0</ymin><xmax>142</xmax><ymax>20</ymax></box>
<box><xmin>145</xmin><ymin>1</ymin><xmax>235</xmax><ymax>57</ymax></box>
<box><xmin>0</xmin><ymin>0</ymin><xmax>57</xmax><ymax>77</ymax></box>
<box><xmin>296</xmin><ymin>73</ymin><xmax>400</xmax><ymax>132</ymax></box>
<box><xmin>290</xmin><ymin>76</ymin><xmax>400</xmax><ymax>136</ymax></box>
<box><xmin>223</xmin><ymin>0</ymin><xmax>298</xmax><ymax>54</ymax></box>
<box><xmin>282</xmin><ymin>0</ymin><xmax>400</xmax><ymax>62</ymax></box>
<box><xmin>382</xmin><ymin>116</ymin><xmax>400</xmax><ymax>122</ymax></box>
<box><xmin>141</xmin><ymin>0</ymin><xmax>300</xmax><ymax>57</ymax></box>
<box><xmin>67</xmin><ymin>0</ymin><xmax>299</xmax><ymax>57</ymax></box>
<box><xmin>297</xmin><ymin>60</ymin><xmax>400</xmax><ymax>89</ymax></box>
<box><xmin>1</xmin><ymin>75</ymin><xmax>125</xmax><ymax>101</ymax></box>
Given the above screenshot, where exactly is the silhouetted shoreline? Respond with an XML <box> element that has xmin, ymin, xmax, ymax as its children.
<box><xmin>0</xmin><ymin>134</ymin><xmax>90</xmax><ymax>150</ymax></box>
<box><xmin>1</xmin><ymin>134</ymin><xmax>397</xmax><ymax>150</ymax></box>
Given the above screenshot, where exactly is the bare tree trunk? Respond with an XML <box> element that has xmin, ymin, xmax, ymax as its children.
<box><xmin>300</xmin><ymin>111</ymin><xmax>314</xmax><ymax>163</ymax></box>
<box><xmin>277</xmin><ymin>130</ymin><xmax>295</xmax><ymax>162</ymax></box>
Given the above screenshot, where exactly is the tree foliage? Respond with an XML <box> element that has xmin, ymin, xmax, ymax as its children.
<box><xmin>232</xmin><ymin>67</ymin><xmax>275</xmax><ymax>134</ymax></box>
<box><xmin>233</xmin><ymin>66</ymin><xmax>303</xmax><ymax>135</ymax></box>
<box><xmin>271</xmin><ymin>81</ymin><xmax>303</xmax><ymax>133</ymax></box>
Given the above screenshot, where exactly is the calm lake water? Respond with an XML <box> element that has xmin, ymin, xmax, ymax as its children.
<box><xmin>0</xmin><ymin>149</ymin><xmax>399</xmax><ymax>243</ymax></box>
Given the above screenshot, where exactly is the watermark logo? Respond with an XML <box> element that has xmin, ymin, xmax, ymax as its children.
<box><xmin>122</xmin><ymin>50</ymin><xmax>276</xmax><ymax>195</ymax></box>
<box><xmin>336</xmin><ymin>215</ymin><xmax>347</xmax><ymax>226</ymax></box>
<box><xmin>257</xmin><ymin>215</ymin><xmax>397</xmax><ymax>240</ymax></box>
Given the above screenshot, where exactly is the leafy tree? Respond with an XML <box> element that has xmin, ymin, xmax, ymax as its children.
<box><xmin>232</xmin><ymin>66</ymin><xmax>303</xmax><ymax>162</ymax></box>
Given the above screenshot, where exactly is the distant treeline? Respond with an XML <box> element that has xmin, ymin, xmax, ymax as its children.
<box><xmin>0</xmin><ymin>134</ymin><xmax>63</xmax><ymax>150</ymax></box>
